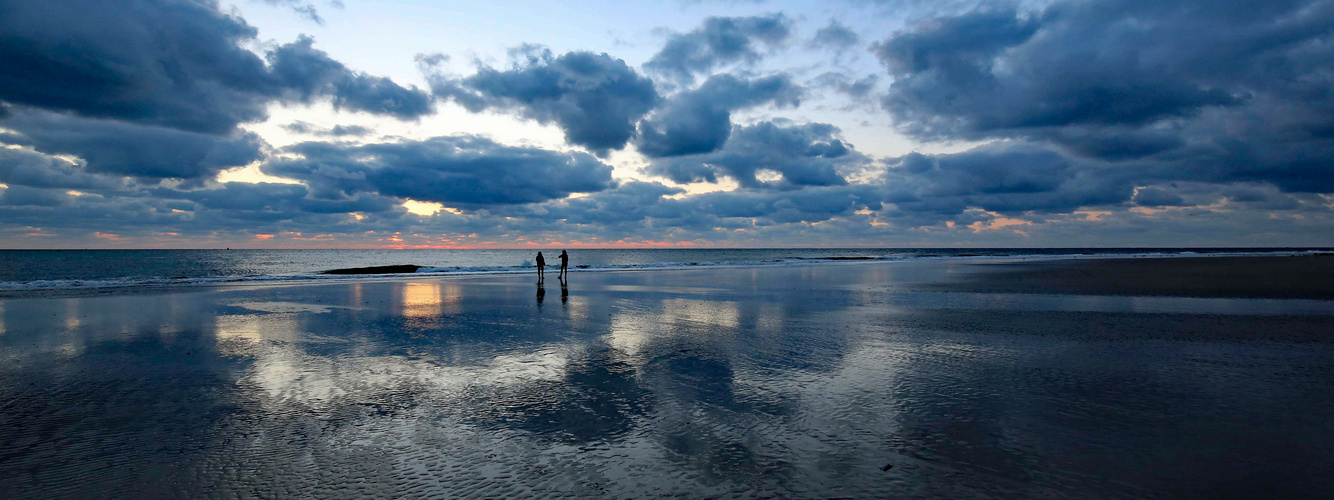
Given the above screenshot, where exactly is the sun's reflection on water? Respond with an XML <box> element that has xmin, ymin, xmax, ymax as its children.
<box><xmin>396</xmin><ymin>280</ymin><xmax>464</xmax><ymax>331</ymax></box>
<box><xmin>401</xmin><ymin>281</ymin><xmax>443</xmax><ymax>318</ymax></box>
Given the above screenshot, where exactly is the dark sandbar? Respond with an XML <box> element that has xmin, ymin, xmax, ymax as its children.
<box><xmin>937</xmin><ymin>255</ymin><xmax>1334</xmax><ymax>299</ymax></box>
<box><xmin>320</xmin><ymin>264</ymin><xmax>421</xmax><ymax>275</ymax></box>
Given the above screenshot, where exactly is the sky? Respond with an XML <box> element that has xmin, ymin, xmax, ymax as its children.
<box><xmin>1</xmin><ymin>0</ymin><xmax>1332</xmax><ymax>249</ymax></box>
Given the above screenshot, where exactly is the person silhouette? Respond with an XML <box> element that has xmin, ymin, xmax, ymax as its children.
<box><xmin>535</xmin><ymin>251</ymin><xmax>546</xmax><ymax>281</ymax></box>
<box><xmin>558</xmin><ymin>250</ymin><xmax>569</xmax><ymax>279</ymax></box>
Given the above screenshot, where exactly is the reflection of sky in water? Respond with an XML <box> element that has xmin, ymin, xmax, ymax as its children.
<box><xmin>1</xmin><ymin>263</ymin><xmax>1333</xmax><ymax>498</ymax></box>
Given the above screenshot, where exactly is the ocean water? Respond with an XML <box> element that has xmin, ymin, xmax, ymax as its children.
<box><xmin>0</xmin><ymin>247</ymin><xmax>1326</xmax><ymax>293</ymax></box>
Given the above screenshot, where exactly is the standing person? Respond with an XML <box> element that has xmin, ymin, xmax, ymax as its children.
<box><xmin>558</xmin><ymin>250</ymin><xmax>569</xmax><ymax>280</ymax></box>
<box><xmin>535</xmin><ymin>251</ymin><xmax>546</xmax><ymax>281</ymax></box>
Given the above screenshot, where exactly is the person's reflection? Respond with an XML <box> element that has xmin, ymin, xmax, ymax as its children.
<box><xmin>536</xmin><ymin>280</ymin><xmax>546</xmax><ymax>306</ymax></box>
<box><xmin>560</xmin><ymin>276</ymin><xmax>568</xmax><ymax>303</ymax></box>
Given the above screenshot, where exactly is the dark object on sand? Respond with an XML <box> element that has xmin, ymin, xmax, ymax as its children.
<box><xmin>321</xmin><ymin>265</ymin><xmax>422</xmax><ymax>275</ymax></box>
<box><xmin>881</xmin><ymin>464</ymin><xmax>893</xmax><ymax>471</ymax></box>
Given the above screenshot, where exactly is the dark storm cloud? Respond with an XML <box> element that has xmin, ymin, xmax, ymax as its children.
<box><xmin>263</xmin><ymin>135</ymin><xmax>614</xmax><ymax>207</ymax></box>
<box><xmin>648</xmin><ymin>121</ymin><xmax>866</xmax><ymax>189</ymax></box>
<box><xmin>0</xmin><ymin>0</ymin><xmax>273</xmax><ymax>134</ymax></box>
<box><xmin>809</xmin><ymin>20</ymin><xmax>861</xmax><ymax>52</ymax></box>
<box><xmin>267</xmin><ymin>36</ymin><xmax>434</xmax><ymax>120</ymax></box>
<box><xmin>0</xmin><ymin>146</ymin><xmax>126</xmax><ymax>191</ymax></box>
<box><xmin>645</xmin><ymin>14</ymin><xmax>793</xmax><ymax>83</ymax></box>
<box><xmin>429</xmin><ymin>49</ymin><xmax>659</xmax><ymax>155</ymax></box>
<box><xmin>0</xmin><ymin>0</ymin><xmax>431</xmax><ymax>135</ymax></box>
<box><xmin>871</xmin><ymin>0</ymin><xmax>1334</xmax><ymax>200</ymax></box>
<box><xmin>0</xmin><ymin>173</ymin><xmax>417</xmax><ymax>242</ymax></box>
<box><xmin>0</xmin><ymin>184</ymin><xmax>69</xmax><ymax>207</ymax></box>
<box><xmin>883</xmin><ymin>142</ymin><xmax>1134</xmax><ymax>218</ymax></box>
<box><xmin>164</xmin><ymin>182</ymin><xmax>399</xmax><ymax>215</ymax></box>
<box><xmin>635</xmin><ymin>74</ymin><xmax>801</xmax><ymax>158</ymax></box>
<box><xmin>873</xmin><ymin>6</ymin><xmax>1245</xmax><ymax>137</ymax></box>
<box><xmin>2</xmin><ymin>109</ymin><xmax>266</xmax><ymax>180</ymax></box>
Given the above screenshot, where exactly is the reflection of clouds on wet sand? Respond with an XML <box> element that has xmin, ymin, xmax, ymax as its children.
<box><xmin>235</xmin><ymin>337</ymin><xmax>572</xmax><ymax>412</ymax></box>
<box><xmin>606</xmin><ymin>304</ymin><xmax>655</xmax><ymax>358</ymax></box>
<box><xmin>7</xmin><ymin>264</ymin><xmax>1334</xmax><ymax>498</ymax></box>
<box><xmin>606</xmin><ymin>298</ymin><xmax>740</xmax><ymax>359</ymax></box>
<box><xmin>560</xmin><ymin>293</ymin><xmax>591</xmax><ymax>327</ymax></box>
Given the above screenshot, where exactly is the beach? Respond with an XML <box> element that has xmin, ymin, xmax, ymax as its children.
<box><xmin>2</xmin><ymin>256</ymin><xmax>1332</xmax><ymax>498</ymax></box>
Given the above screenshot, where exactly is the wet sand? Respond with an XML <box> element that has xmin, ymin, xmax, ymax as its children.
<box><xmin>1</xmin><ymin>258</ymin><xmax>1332</xmax><ymax>498</ymax></box>
<box><xmin>935</xmin><ymin>254</ymin><xmax>1334</xmax><ymax>299</ymax></box>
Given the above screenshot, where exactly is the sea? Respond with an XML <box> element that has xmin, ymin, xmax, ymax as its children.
<box><xmin>0</xmin><ymin>247</ymin><xmax>1328</xmax><ymax>294</ymax></box>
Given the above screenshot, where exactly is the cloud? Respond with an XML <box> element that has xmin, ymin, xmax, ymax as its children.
<box><xmin>281</xmin><ymin>121</ymin><xmax>373</xmax><ymax>137</ymax></box>
<box><xmin>809</xmin><ymin>20</ymin><xmax>861</xmax><ymax>52</ymax></box>
<box><xmin>883</xmin><ymin>142</ymin><xmax>1134</xmax><ymax>220</ymax></box>
<box><xmin>268</xmin><ymin>36</ymin><xmax>434</xmax><ymax>120</ymax></box>
<box><xmin>259</xmin><ymin>0</ymin><xmax>344</xmax><ymax>25</ymax></box>
<box><xmin>0</xmin><ymin>0</ymin><xmax>274</xmax><ymax>134</ymax></box>
<box><xmin>262</xmin><ymin>135</ymin><xmax>615</xmax><ymax>207</ymax></box>
<box><xmin>164</xmin><ymin>181</ymin><xmax>399</xmax><ymax>216</ymax></box>
<box><xmin>635</xmin><ymin>74</ymin><xmax>801</xmax><ymax>158</ymax></box>
<box><xmin>429</xmin><ymin>49</ymin><xmax>659</xmax><ymax>155</ymax></box>
<box><xmin>1</xmin><ymin>108</ymin><xmax>266</xmax><ymax>180</ymax></box>
<box><xmin>0</xmin><ymin>0</ymin><xmax>431</xmax><ymax>135</ymax></box>
<box><xmin>508</xmin><ymin>181</ymin><xmax>689</xmax><ymax>226</ymax></box>
<box><xmin>873</xmin><ymin>6</ymin><xmax>1246</xmax><ymax>138</ymax></box>
<box><xmin>648</xmin><ymin>121</ymin><xmax>867</xmax><ymax>189</ymax></box>
<box><xmin>0</xmin><ymin>184</ymin><xmax>69</xmax><ymax>207</ymax></box>
<box><xmin>497</xmin><ymin>178</ymin><xmax>882</xmax><ymax>230</ymax></box>
<box><xmin>1132</xmin><ymin>187</ymin><xmax>1187</xmax><ymax>207</ymax></box>
<box><xmin>871</xmin><ymin>0</ymin><xmax>1334</xmax><ymax>198</ymax></box>
<box><xmin>645</xmin><ymin>14</ymin><xmax>793</xmax><ymax>84</ymax></box>
<box><xmin>811</xmin><ymin>72</ymin><xmax>879</xmax><ymax>101</ymax></box>
<box><xmin>688</xmin><ymin>185</ymin><xmax>883</xmax><ymax>224</ymax></box>
<box><xmin>0</xmin><ymin>146</ymin><xmax>126</xmax><ymax>190</ymax></box>
<box><xmin>2</xmin><ymin>110</ymin><xmax>265</xmax><ymax>181</ymax></box>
